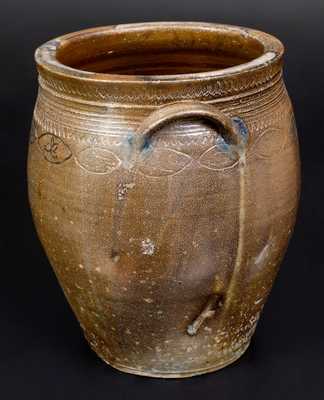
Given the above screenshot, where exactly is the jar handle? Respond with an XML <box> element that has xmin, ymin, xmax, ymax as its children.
<box><xmin>135</xmin><ymin>101</ymin><xmax>248</xmax><ymax>335</ymax></box>
<box><xmin>135</xmin><ymin>100</ymin><xmax>247</xmax><ymax>153</ymax></box>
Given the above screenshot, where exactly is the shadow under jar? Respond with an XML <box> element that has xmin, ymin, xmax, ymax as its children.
<box><xmin>28</xmin><ymin>22</ymin><xmax>300</xmax><ymax>378</ymax></box>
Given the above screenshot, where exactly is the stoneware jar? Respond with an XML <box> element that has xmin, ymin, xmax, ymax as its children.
<box><xmin>28</xmin><ymin>22</ymin><xmax>300</xmax><ymax>378</ymax></box>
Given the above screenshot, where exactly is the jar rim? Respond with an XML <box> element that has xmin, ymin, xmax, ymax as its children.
<box><xmin>35</xmin><ymin>21</ymin><xmax>284</xmax><ymax>83</ymax></box>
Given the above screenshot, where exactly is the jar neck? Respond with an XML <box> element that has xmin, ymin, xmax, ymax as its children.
<box><xmin>36</xmin><ymin>22</ymin><xmax>284</xmax><ymax>106</ymax></box>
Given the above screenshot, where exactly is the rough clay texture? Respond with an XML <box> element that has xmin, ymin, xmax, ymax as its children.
<box><xmin>28</xmin><ymin>23</ymin><xmax>300</xmax><ymax>378</ymax></box>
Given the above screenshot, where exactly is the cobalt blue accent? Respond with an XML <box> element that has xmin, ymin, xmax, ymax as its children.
<box><xmin>232</xmin><ymin>117</ymin><xmax>249</xmax><ymax>142</ymax></box>
<box><xmin>141</xmin><ymin>136</ymin><xmax>152</xmax><ymax>152</ymax></box>
<box><xmin>218</xmin><ymin>139</ymin><xmax>231</xmax><ymax>152</ymax></box>
<box><xmin>127</xmin><ymin>134</ymin><xmax>134</xmax><ymax>146</ymax></box>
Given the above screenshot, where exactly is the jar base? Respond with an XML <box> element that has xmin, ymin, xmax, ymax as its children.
<box><xmin>91</xmin><ymin>341</ymin><xmax>250</xmax><ymax>378</ymax></box>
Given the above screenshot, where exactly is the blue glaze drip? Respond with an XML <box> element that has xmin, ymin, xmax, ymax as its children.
<box><xmin>127</xmin><ymin>134</ymin><xmax>134</xmax><ymax>146</ymax></box>
<box><xmin>232</xmin><ymin>116</ymin><xmax>249</xmax><ymax>143</ymax></box>
<box><xmin>218</xmin><ymin>140</ymin><xmax>231</xmax><ymax>152</ymax></box>
<box><xmin>141</xmin><ymin>136</ymin><xmax>152</xmax><ymax>153</ymax></box>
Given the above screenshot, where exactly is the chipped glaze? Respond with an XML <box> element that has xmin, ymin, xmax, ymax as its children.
<box><xmin>28</xmin><ymin>22</ymin><xmax>300</xmax><ymax>378</ymax></box>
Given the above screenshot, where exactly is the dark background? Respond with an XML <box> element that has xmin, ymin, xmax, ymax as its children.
<box><xmin>1</xmin><ymin>0</ymin><xmax>323</xmax><ymax>399</ymax></box>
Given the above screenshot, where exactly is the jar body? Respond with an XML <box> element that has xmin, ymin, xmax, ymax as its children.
<box><xmin>28</xmin><ymin>23</ymin><xmax>300</xmax><ymax>377</ymax></box>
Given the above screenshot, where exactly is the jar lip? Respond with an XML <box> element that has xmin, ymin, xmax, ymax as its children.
<box><xmin>35</xmin><ymin>21</ymin><xmax>284</xmax><ymax>84</ymax></box>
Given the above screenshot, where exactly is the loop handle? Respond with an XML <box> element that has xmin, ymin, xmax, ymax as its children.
<box><xmin>135</xmin><ymin>101</ymin><xmax>245</xmax><ymax>150</ymax></box>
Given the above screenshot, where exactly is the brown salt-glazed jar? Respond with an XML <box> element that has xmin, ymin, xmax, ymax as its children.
<box><xmin>28</xmin><ymin>22</ymin><xmax>300</xmax><ymax>378</ymax></box>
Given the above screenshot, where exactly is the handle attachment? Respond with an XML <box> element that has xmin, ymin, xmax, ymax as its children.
<box><xmin>135</xmin><ymin>101</ymin><xmax>248</xmax><ymax>155</ymax></box>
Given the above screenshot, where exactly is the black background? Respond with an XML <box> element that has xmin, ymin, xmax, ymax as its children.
<box><xmin>1</xmin><ymin>0</ymin><xmax>323</xmax><ymax>399</ymax></box>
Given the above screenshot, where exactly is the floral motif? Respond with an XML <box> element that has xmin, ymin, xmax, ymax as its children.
<box><xmin>38</xmin><ymin>133</ymin><xmax>72</xmax><ymax>164</ymax></box>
